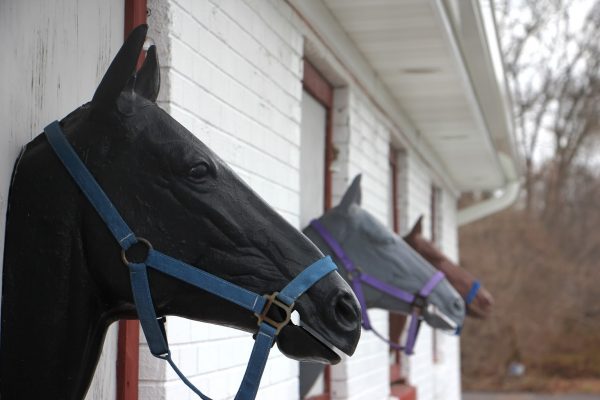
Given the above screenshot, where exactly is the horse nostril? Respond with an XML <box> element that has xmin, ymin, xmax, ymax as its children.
<box><xmin>331</xmin><ymin>292</ymin><xmax>360</xmax><ymax>331</ymax></box>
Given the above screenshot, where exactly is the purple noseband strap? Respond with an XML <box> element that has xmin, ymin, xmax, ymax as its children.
<box><xmin>310</xmin><ymin>219</ymin><xmax>445</xmax><ymax>355</ymax></box>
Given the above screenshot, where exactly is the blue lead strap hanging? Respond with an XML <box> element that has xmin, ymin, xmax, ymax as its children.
<box><xmin>44</xmin><ymin>121</ymin><xmax>337</xmax><ymax>400</ymax></box>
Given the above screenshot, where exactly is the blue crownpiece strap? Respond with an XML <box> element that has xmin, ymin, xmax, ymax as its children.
<box><xmin>43</xmin><ymin>121</ymin><xmax>339</xmax><ymax>400</ymax></box>
<box><xmin>44</xmin><ymin>121</ymin><xmax>137</xmax><ymax>249</ymax></box>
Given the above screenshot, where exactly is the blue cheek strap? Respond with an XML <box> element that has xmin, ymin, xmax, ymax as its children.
<box><xmin>454</xmin><ymin>280</ymin><xmax>482</xmax><ymax>336</ymax></box>
<box><xmin>44</xmin><ymin>121</ymin><xmax>337</xmax><ymax>400</ymax></box>
<box><xmin>465</xmin><ymin>280</ymin><xmax>481</xmax><ymax>306</ymax></box>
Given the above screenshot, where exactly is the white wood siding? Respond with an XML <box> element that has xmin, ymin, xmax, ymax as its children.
<box><xmin>0</xmin><ymin>1</ymin><xmax>124</xmax><ymax>399</ymax></box>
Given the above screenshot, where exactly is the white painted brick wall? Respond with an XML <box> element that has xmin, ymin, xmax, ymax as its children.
<box><xmin>145</xmin><ymin>0</ymin><xmax>305</xmax><ymax>398</ymax></box>
<box><xmin>401</xmin><ymin>152</ymin><xmax>461</xmax><ymax>400</ymax></box>
<box><xmin>147</xmin><ymin>1</ymin><xmax>463</xmax><ymax>399</ymax></box>
<box><xmin>330</xmin><ymin>88</ymin><xmax>392</xmax><ymax>400</ymax></box>
<box><xmin>432</xmin><ymin>191</ymin><xmax>461</xmax><ymax>400</ymax></box>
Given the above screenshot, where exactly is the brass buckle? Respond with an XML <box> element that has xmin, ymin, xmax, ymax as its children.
<box><xmin>348</xmin><ymin>266</ymin><xmax>363</xmax><ymax>281</ymax></box>
<box><xmin>121</xmin><ymin>237</ymin><xmax>153</xmax><ymax>266</ymax></box>
<box><xmin>254</xmin><ymin>292</ymin><xmax>293</xmax><ymax>335</ymax></box>
<box><xmin>411</xmin><ymin>294</ymin><xmax>427</xmax><ymax>315</ymax></box>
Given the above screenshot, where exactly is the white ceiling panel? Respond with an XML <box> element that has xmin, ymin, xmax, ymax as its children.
<box><xmin>323</xmin><ymin>0</ymin><xmax>505</xmax><ymax>190</ymax></box>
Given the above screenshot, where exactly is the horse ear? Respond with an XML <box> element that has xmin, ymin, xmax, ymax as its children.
<box><xmin>408</xmin><ymin>215</ymin><xmax>424</xmax><ymax>236</ymax></box>
<box><xmin>135</xmin><ymin>45</ymin><xmax>160</xmax><ymax>102</ymax></box>
<box><xmin>338</xmin><ymin>174</ymin><xmax>362</xmax><ymax>211</ymax></box>
<box><xmin>92</xmin><ymin>24</ymin><xmax>148</xmax><ymax>108</ymax></box>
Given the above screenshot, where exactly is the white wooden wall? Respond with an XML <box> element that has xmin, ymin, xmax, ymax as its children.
<box><xmin>0</xmin><ymin>1</ymin><xmax>124</xmax><ymax>399</ymax></box>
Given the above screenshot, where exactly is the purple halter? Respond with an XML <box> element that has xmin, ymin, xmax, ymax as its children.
<box><xmin>310</xmin><ymin>219</ymin><xmax>445</xmax><ymax>355</ymax></box>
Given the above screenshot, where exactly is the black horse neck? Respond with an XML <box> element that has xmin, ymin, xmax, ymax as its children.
<box><xmin>1</xmin><ymin>135</ymin><xmax>113</xmax><ymax>400</ymax></box>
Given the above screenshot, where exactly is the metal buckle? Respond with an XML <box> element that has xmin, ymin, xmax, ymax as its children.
<box><xmin>254</xmin><ymin>292</ymin><xmax>293</xmax><ymax>335</ymax></box>
<box><xmin>121</xmin><ymin>237</ymin><xmax>153</xmax><ymax>266</ymax></box>
<box><xmin>347</xmin><ymin>266</ymin><xmax>363</xmax><ymax>281</ymax></box>
<box><xmin>411</xmin><ymin>294</ymin><xmax>427</xmax><ymax>315</ymax></box>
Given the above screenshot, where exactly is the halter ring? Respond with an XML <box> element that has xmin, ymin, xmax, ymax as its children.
<box><xmin>347</xmin><ymin>266</ymin><xmax>363</xmax><ymax>281</ymax></box>
<box><xmin>121</xmin><ymin>237</ymin><xmax>153</xmax><ymax>266</ymax></box>
<box><xmin>255</xmin><ymin>292</ymin><xmax>293</xmax><ymax>334</ymax></box>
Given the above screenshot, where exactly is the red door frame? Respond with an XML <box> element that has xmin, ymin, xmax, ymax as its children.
<box><xmin>302</xmin><ymin>59</ymin><xmax>334</xmax><ymax>400</ymax></box>
<box><xmin>388</xmin><ymin>146</ymin><xmax>404</xmax><ymax>382</ymax></box>
<box><xmin>117</xmin><ymin>2</ymin><xmax>146</xmax><ymax>400</ymax></box>
<box><xmin>388</xmin><ymin>147</ymin><xmax>417</xmax><ymax>399</ymax></box>
<box><xmin>430</xmin><ymin>185</ymin><xmax>440</xmax><ymax>364</ymax></box>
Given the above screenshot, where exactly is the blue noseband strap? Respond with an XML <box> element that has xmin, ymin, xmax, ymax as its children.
<box><xmin>465</xmin><ymin>280</ymin><xmax>481</xmax><ymax>306</ymax></box>
<box><xmin>44</xmin><ymin>121</ymin><xmax>337</xmax><ymax>400</ymax></box>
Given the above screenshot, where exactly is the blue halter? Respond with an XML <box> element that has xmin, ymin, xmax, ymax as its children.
<box><xmin>465</xmin><ymin>280</ymin><xmax>481</xmax><ymax>306</ymax></box>
<box><xmin>43</xmin><ymin>121</ymin><xmax>337</xmax><ymax>400</ymax></box>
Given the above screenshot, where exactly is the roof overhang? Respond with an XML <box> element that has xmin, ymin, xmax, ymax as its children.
<box><xmin>290</xmin><ymin>0</ymin><xmax>520</xmax><ymax>193</ymax></box>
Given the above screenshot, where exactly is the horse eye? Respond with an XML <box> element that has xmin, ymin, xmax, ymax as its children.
<box><xmin>188</xmin><ymin>162</ymin><xmax>210</xmax><ymax>180</ymax></box>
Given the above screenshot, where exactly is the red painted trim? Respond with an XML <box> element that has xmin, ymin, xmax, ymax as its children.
<box><xmin>303</xmin><ymin>59</ymin><xmax>334</xmax><ymax>211</ymax></box>
<box><xmin>430</xmin><ymin>185</ymin><xmax>439</xmax><ymax>364</ymax></box>
<box><xmin>390</xmin><ymin>363</ymin><xmax>402</xmax><ymax>383</ymax></box>
<box><xmin>389</xmin><ymin>147</ymin><xmax>399</xmax><ymax>234</ymax></box>
<box><xmin>324</xmin><ymin>107</ymin><xmax>334</xmax><ymax>211</ymax></box>
<box><xmin>430</xmin><ymin>185</ymin><xmax>438</xmax><ymax>243</ymax></box>
<box><xmin>117</xmin><ymin>2</ymin><xmax>146</xmax><ymax>400</ymax></box>
<box><xmin>117</xmin><ymin>321</ymin><xmax>140</xmax><ymax>400</ymax></box>
<box><xmin>388</xmin><ymin>313</ymin><xmax>407</xmax><ymax>383</ymax></box>
<box><xmin>323</xmin><ymin>363</ymin><xmax>332</xmax><ymax>399</ymax></box>
<box><xmin>303</xmin><ymin>61</ymin><xmax>333</xmax><ymax>108</ymax></box>
<box><xmin>306</xmin><ymin>395</ymin><xmax>330</xmax><ymax>400</ymax></box>
<box><xmin>125</xmin><ymin>0</ymin><xmax>147</xmax><ymax>34</ymax></box>
<box><xmin>303</xmin><ymin>59</ymin><xmax>334</xmax><ymax>398</ymax></box>
<box><xmin>391</xmin><ymin>383</ymin><xmax>417</xmax><ymax>400</ymax></box>
<box><xmin>308</xmin><ymin>368</ymin><xmax>331</xmax><ymax>400</ymax></box>
<box><xmin>125</xmin><ymin>0</ymin><xmax>147</xmax><ymax>69</ymax></box>
<box><xmin>388</xmin><ymin>148</ymin><xmax>406</xmax><ymax>385</ymax></box>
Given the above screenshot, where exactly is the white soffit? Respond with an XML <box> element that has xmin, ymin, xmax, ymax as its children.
<box><xmin>322</xmin><ymin>0</ymin><xmax>505</xmax><ymax>190</ymax></box>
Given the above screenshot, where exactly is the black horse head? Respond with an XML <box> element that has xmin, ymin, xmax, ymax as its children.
<box><xmin>1</xmin><ymin>25</ymin><xmax>360</xmax><ymax>399</ymax></box>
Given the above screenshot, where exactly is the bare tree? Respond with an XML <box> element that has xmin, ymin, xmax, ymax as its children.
<box><xmin>497</xmin><ymin>0</ymin><xmax>600</xmax><ymax>214</ymax></box>
<box><xmin>460</xmin><ymin>2</ymin><xmax>600</xmax><ymax>389</ymax></box>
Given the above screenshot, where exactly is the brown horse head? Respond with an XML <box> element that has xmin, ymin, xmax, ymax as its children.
<box><xmin>403</xmin><ymin>216</ymin><xmax>494</xmax><ymax>319</ymax></box>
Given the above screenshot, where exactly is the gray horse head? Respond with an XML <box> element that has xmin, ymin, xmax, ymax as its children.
<box><xmin>303</xmin><ymin>175</ymin><xmax>465</xmax><ymax>331</ymax></box>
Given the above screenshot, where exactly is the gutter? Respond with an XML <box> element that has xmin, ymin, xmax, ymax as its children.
<box><xmin>431</xmin><ymin>0</ymin><xmax>522</xmax><ymax>225</ymax></box>
<box><xmin>457</xmin><ymin>152</ymin><xmax>521</xmax><ymax>226</ymax></box>
<box><xmin>430</xmin><ymin>0</ymin><xmax>505</xmax><ymax>188</ymax></box>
